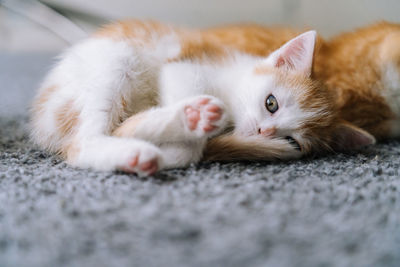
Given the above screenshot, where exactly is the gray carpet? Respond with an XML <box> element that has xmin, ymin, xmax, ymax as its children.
<box><xmin>1</xmin><ymin>54</ymin><xmax>400</xmax><ymax>267</ymax></box>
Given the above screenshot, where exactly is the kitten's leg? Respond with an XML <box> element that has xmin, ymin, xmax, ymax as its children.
<box><xmin>113</xmin><ymin>95</ymin><xmax>229</xmax><ymax>143</ymax></box>
<box><xmin>112</xmin><ymin>95</ymin><xmax>228</xmax><ymax>169</ymax></box>
<box><xmin>31</xmin><ymin>38</ymin><xmax>165</xmax><ymax>175</ymax></box>
<box><xmin>158</xmin><ymin>142</ymin><xmax>205</xmax><ymax>168</ymax></box>
<box><xmin>67</xmin><ymin>136</ymin><xmax>163</xmax><ymax>176</ymax></box>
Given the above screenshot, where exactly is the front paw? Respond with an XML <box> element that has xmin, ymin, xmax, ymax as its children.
<box><xmin>117</xmin><ymin>145</ymin><xmax>162</xmax><ymax>176</ymax></box>
<box><xmin>183</xmin><ymin>96</ymin><xmax>227</xmax><ymax>138</ymax></box>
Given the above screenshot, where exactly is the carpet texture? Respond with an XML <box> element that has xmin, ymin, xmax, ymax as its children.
<box><xmin>1</xmin><ymin>54</ymin><xmax>400</xmax><ymax>267</ymax></box>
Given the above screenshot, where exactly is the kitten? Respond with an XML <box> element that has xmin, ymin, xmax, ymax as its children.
<box><xmin>30</xmin><ymin>20</ymin><xmax>370</xmax><ymax>175</ymax></box>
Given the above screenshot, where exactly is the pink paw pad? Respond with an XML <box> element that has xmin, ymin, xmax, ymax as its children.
<box><xmin>184</xmin><ymin>97</ymin><xmax>224</xmax><ymax>135</ymax></box>
<box><xmin>119</xmin><ymin>154</ymin><xmax>159</xmax><ymax>175</ymax></box>
<box><xmin>184</xmin><ymin>107</ymin><xmax>200</xmax><ymax>130</ymax></box>
<box><xmin>128</xmin><ymin>155</ymin><xmax>139</xmax><ymax>167</ymax></box>
<box><xmin>139</xmin><ymin>159</ymin><xmax>158</xmax><ymax>175</ymax></box>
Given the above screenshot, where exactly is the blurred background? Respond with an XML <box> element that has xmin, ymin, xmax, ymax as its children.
<box><xmin>1</xmin><ymin>0</ymin><xmax>400</xmax><ymax>52</ymax></box>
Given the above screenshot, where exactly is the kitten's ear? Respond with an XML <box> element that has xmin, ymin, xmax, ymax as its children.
<box><xmin>331</xmin><ymin>121</ymin><xmax>376</xmax><ymax>151</ymax></box>
<box><xmin>266</xmin><ymin>31</ymin><xmax>317</xmax><ymax>77</ymax></box>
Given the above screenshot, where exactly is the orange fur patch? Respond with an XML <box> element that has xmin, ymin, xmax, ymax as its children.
<box><xmin>95</xmin><ymin>19</ymin><xmax>174</xmax><ymax>42</ymax></box>
<box><xmin>253</xmin><ymin>65</ymin><xmax>275</xmax><ymax>75</ymax></box>
<box><xmin>170</xmin><ymin>34</ymin><xmax>228</xmax><ymax>62</ymax></box>
<box><xmin>313</xmin><ymin>22</ymin><xmax>399</xmax><ymax>139</ymax></box>
<box><xmin>113</xmin><ymin>111</ymin><xmax>148</xmax><ymax>137</ymax></box>
<box><xmin>202</xmin><ymin>24</ymin><xmax>306</xmax><ymax>57</ymax></box>
<box><xmin>64</xmin><ymin>141</ymin><xmax>81</xmax><ymax>161</ymax></box>
<box><xmin>32</xmin><ymin>85</ymin><xmax>57</xmax><ymax>115</ymax></box>
<box><xmin>55</xmin><ymin>99</ymin><xmax>80</xmax><ymax>138</ymax></box>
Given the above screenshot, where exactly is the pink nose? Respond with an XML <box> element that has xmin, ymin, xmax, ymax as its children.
<box><xmin>258</xmin><ymin>127</ymin><xmax>276</xmax><ymax>137</ymax></box>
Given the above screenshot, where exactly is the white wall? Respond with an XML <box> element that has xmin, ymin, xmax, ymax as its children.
<box><xmin>1</xmin><ymin>0</ymin><xmax>400</xmax><ymax>52</ymax></box>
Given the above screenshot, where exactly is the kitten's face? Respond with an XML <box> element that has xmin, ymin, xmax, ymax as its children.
<box><xmin>234</xmin><ymin>68</ymin><xmax>334</xmax><ymax>154</ymax></box>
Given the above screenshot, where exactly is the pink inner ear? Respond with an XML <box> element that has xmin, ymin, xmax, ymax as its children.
<box><xmin>275</xmin><ymin>57</ymin><xmax>285</xmax><ymax>68</ymax></box>
<box><xmin>275</xmin><ymin>56</ymin><xmax>295</xmax><ymax>69</ymax></box>
<box><xmin>275</xmin><ymin>39</ymin><xmax>305</xmax><ymax>69</ymax></box>
<box><xmin>271</xmin><ymin>31</ymin><xmax>316</xmax><ymax>76</ymax></box>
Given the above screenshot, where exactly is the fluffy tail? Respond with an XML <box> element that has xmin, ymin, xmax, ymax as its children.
<box><xmin>203</xmin><ymin>134</ymin><xmax>301</xmax><ymax>162</ymax></box>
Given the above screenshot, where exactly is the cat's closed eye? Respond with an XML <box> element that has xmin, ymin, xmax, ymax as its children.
<box><xmin>265</xmin><ymin>94</ymin><xmax>279</xmax><ymax>113</ymax></box>
<box><xmin>285</xmin><ymin>136</ymin><xmax>301</xmax><ymax>151</ymax></box>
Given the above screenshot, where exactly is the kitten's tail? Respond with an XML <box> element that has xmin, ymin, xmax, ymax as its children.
<box><xmin>203</xmin><ymin>134</ymin><xmax>301</xmax><ymax>162</ymax></box>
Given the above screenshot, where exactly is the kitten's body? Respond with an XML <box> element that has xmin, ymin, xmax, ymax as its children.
<box><xmin>31</xmin><ymin>20</ymin><xmax>398</xmax><ymax>175</ymax></box>
<box><xmin>315</xmin><ymin>22</ymin><xmax>400</xmax><ymax>139</ymax></box>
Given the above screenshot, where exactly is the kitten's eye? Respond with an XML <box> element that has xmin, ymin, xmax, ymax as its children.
<box><xmin>265</xmin><ymin>94</ymin><xmax>279</xmax><ymax>113</ymax></box>
<box><xmin>285</xmin><ymin>136</ymin><xmax>301</xmax><ymax>151</ymax></box>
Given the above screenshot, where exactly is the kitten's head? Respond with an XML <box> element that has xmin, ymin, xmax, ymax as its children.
<box><xmin>233</xmin><ymin>31</ymin><xmax>375</xmax><ymax>157</ymax></box>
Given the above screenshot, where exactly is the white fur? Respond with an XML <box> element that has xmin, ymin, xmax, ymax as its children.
<box><xmin>31</xmin><ymin>28</ymin><xmax>315</xmax><ymax>175</ymax></box>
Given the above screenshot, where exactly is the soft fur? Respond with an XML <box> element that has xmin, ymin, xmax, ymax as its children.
<box><xmin>31</xmin><ymin>20</ymin><xmax>400</xmax><ymax>175</ymax></box>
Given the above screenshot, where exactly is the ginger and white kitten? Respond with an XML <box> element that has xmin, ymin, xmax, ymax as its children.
<box><xmin>30</xmin><ymin>20</ymin><xmax>370</xmax><ymax>175</ymax></box>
